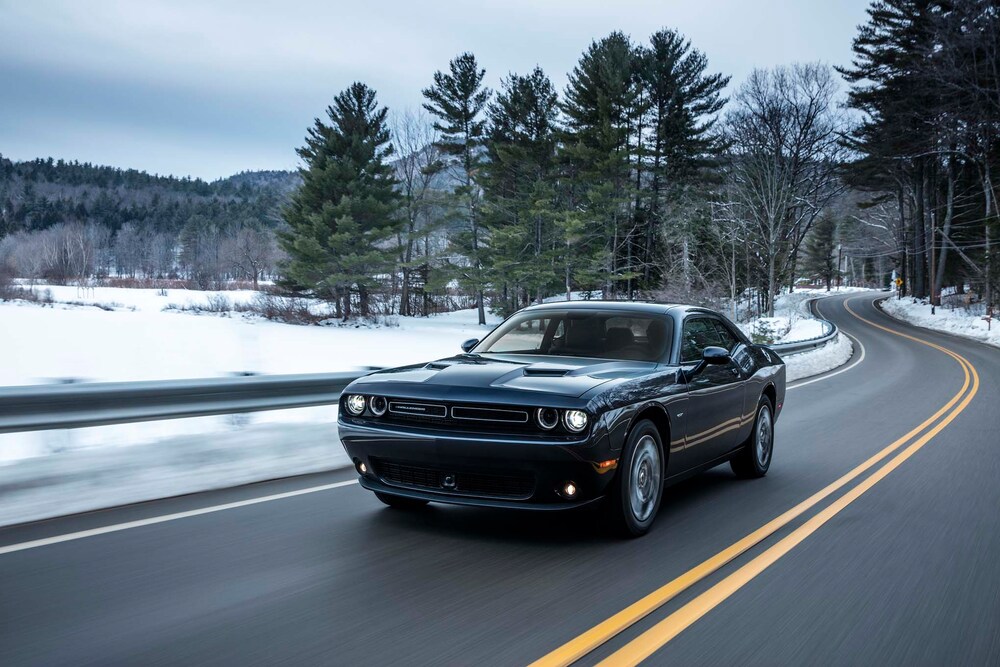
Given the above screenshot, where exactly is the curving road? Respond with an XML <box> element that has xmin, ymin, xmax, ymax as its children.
<box><xmin>2</xmin><ymin>293</ymin><xmax>998</xmax><ymax>666</ymax></box>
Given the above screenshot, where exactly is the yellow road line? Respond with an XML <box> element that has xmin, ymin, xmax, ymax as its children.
<box><xmin>530</xmin><ymin>295</ymin><xmax>976</xmax><ymax>667</ymax></box>
<box><xmin>601</xmin><ymin>356</ymin><xmax>978</xmax><ymax>665</ymax></box>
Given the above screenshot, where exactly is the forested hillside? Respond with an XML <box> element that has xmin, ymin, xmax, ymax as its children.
<box><xmin>0</xmin><ymin>157</ymin><xmax>298</xmax><ymax>287</ymax></box>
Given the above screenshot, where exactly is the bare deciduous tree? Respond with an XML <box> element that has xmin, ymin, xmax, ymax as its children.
<box><xmin>721</xmin><ymin>63</ymin><xmax>847</xmax><ymax>315</ymax></box>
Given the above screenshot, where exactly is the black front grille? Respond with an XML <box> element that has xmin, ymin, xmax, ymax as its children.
<box><xmin>451</xmin><ymin>406</ymin><xmax>529</xmax><ymax>423</ymax></box>
<box><xmin>372</xmin><ymin>458</ymin><xmax>535</xmax><ymax>499</ymax></box>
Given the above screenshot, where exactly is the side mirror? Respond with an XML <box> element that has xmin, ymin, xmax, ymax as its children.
<box><xmin>702</xmin><ymin>346</ymin><xmax>731</xmax><ymax>365</ymax></box>
<box><xmin>685</xmin><ymin>346</ymin><xmax>731</xmax><ymax>382</ymax></box>
<box><xmin>460</xmin><ymin>338</ymin><xmax>480</xmax><ymax>353</ymax></box>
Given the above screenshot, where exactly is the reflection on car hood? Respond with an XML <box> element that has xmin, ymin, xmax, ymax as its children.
<box><xmin>354</xmin><ymin>354</ymin><xmax>658</xmax><ymax>398</ymax></box>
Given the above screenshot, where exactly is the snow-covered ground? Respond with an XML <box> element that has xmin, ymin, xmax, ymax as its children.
<box><xmin>737</xmin><ymin>286</ymin><xmax>868</xmax><ymax>345</ymax></box>
<box><xmin>1</xmin><ymin>284</ymin><xmax>499</xmax><ymax>385</ymax></box>
<box><xmin>782</xmin><ymin>333</ymin><xmax>854</xmax><ymax>382</ymax></box>
<box><xmin>881</xmin><ymin>296</ymin><xmax>1000</xmax><ymax>349</ymax></box>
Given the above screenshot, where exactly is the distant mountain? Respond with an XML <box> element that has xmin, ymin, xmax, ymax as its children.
<box><xmin>0</xmin><ymin>155</ymin><xmax>300</xmax><ymax>235</ymax></box>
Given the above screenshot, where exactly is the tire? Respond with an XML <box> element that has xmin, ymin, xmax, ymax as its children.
<box><xmin>607</xmin><ymin>419</ymin><xmax>665</xmax><ymax>537</ymax></box>
<box><xmin>730</xmin><ymin>395</ymin><xmax>774</xmax><ymax>479</ymax></box>
<box><xmin>374</xmin><ymin>492</ymin><xmax>429</xmax><ymax>509</ymax></box>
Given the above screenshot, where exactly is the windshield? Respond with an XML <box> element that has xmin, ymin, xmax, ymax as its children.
<box><xmin>475</xmin><ymin>310</ymin><xmax>672</xmax><ymax>362</ymax></box>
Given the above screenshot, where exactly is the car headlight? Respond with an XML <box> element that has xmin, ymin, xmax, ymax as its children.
<box><xmin>345</xmin><ymin>394</ymin><xmax>366</xmax><ymax>416</ymax></box>
<box><xmin>369</xmin><ymin>395</ymin><xmax>388</xmax><ymax>416</ymax></box>
<box><xmin>536</xmin><ymin>407</ymin><xmax>559</xmax><ymax>430</ymax></box>
<box><xmin>563</xmin><ymin>409</ymin><xmax>588</xmax><ymax>432</ymax></box>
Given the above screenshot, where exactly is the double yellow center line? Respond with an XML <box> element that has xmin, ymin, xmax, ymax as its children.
<box><xmin>531</xmin><ymin>296</ymin><xmax>980</xmax><ymax>667</ymax></box>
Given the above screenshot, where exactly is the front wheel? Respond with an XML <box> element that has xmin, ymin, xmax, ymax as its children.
<box><xmin>374</xmin><ymin>492</ymin><xmax>429</xmax><ymax>509</ymax></box>
<box><xmin>731</xmin><ymin>396</ymin><xmax>774</xmax><ymax>479</ymax></box>
<box><xmin>607</xmin><ymin>419</ymin><xmax>665</xmax><ymax>537</ymax></box>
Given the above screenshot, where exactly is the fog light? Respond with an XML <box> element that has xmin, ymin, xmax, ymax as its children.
<box><xmin>345</xmin><ymin>394</ymin><xmax>366</xmax><ymax>415</ymax></box>
<box><xmin>359</xmin><ymin>462</ymin><xmax>368</xmax><ymax>474</ymax></box>
<box><xmin>562</xmin><ymin>481</ymin><xmax>577</xmax><ymax>498</ymax></box>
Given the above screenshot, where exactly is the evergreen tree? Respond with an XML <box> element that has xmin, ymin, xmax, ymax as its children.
<box><xmin>482</xmin><ymin>66</ymin><xmax>560</xmax><ymax>315</ymax></box>
<box><xmin>422</xmin><ymin>52</ymin><xmax>492</xmax><ymax>324</ymax></box>
<box><xmin>560</xmin><ymin>32</ymin><xmax>642</xmax><ymax>298</ymax></box>
<box><xmin>803</xmin><ymin>213</ymin><xmax>839</xmax><ymax>290</ymax></box>
<box><xmin>280</xmin><ymin>82</ymin><xmax>400</xmax><ymax>318</ymax></box>
<box><xmin>638</xmin><ymin>28</ymin><xmax>729</xmax><ymax>293</ymax></box>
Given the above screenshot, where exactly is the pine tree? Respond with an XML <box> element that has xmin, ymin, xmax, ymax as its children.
<box><xmin>839</xmin><ymin>0</ymin><xmax>941</xmax><ymax>299</ymax></box>
<box><xmin>280</xmin><ymin>82</ymin><xmax>400</xmax><ymax>318</ymax></box>
<box><xmin>482</xmin><ymin>66</ymin><xmax>560</xmax><ymax>314</ymax></box>
<box><xmin>803</xmin><ymin>213</ymin><xmax>839</xmax><ymax>291</ymax></box>
<box><xmin>638</xmin><ymin>28</ymin><xmax>729</xmax><ymax>293</ymax></box>
<box><xmin>422</xmin><ymin>52</ymin><xmax>492</xmax><ymax>324</ymax></box>
<box><xmin>560</xmin><ymin>32</ymin><xmax>642</xmax><ymax>299</ymax></box>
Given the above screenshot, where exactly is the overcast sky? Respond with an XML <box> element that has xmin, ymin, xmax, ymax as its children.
<box><xmin>0</xmin><ymin>0</ymin><xmax>872</xmax><ymax>181</ymax></box>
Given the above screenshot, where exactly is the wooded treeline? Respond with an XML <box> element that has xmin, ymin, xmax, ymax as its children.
<box><xmin>0</xmin><ymin>158</ymin><xmax>296</xmax><ymax>288</ymax></box>
<box><xmin>3</xmin><ymin>1</ymin><xmax>997</xmax><ymax>322</ymax></box>
<box><xmin>840</xmin><ymin>0</ymin><xmax>1000</xmax><ymax>311</ymax></box>
<box><xmin>283</xmin><ymin>3</ymin><xmax>999</xmax><ymax>324</ymax></box>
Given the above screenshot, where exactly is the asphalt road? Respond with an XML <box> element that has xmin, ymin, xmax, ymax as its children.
<box><xmin>1</xmin><ymin>293</ymin><xmax>998</xmax><ymax>666</ymax></box>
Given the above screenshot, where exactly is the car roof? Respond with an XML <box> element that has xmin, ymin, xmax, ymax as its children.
<box><xmin>519</xmin><ymin>300</ymin><xmax>708</xmax><ymax>316</ymax></box>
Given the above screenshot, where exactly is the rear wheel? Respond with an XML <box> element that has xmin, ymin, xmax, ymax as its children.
<box><xmin>374</xmin><ymin>492</ymin><xmax>429</xmax><ymax>509</ymax></box>
<box><xmin>731</xmin><ymin>396</ymin><xmax>773</xmax><ymax>479</ymax></box>
<box><xmin>607</xmin><ymin>419</ymin><xmax>664</xmax><ymax>537</ymax></box>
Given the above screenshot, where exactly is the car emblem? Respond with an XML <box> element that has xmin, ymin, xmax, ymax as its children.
<box><xmin>442</xmin><ymin>474</ymin><xmax>457</xmax><ymax>489</ymax></box>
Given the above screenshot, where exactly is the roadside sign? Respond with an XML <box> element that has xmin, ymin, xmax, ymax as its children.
<box><xmin>894</xmin><ymin>278</ymin><xmax>903</xmax><ymax>288</ymax></box>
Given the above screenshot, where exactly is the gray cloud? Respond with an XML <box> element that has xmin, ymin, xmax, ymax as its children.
<box><xmin>0</xmin><ymin>0</ymin><xmax>871</xmax><ymax>179</ymax></box>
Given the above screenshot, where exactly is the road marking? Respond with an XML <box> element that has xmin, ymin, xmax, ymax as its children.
<box><xmin>787</xmin><ymin>295</ymin><xmax>867</xmax><ymax>390</ymax></box>
<box><xmin>600</xmin><ymin>346</ymin><xmax>979</xmax><ymax>666</ymax></box>
<box><xmin>786</xmin><ymin>330</ymin><xmax>866</xmax><ymax>390</ymax></box>
<box><xmin>531</xmin><ymin>295</ymin><xmax>977</xmax><ymax>667</ymax></box>
<box><xmin>0</xmin><ymin>479</ymin><xmax>358</xmax><ymax>557</ymax></box>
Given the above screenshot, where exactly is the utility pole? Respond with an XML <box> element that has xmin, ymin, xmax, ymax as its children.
<box><xmin>930</xmin><ymin>210</ymin><xmax>937</xmax><ymax>312</ymax></box>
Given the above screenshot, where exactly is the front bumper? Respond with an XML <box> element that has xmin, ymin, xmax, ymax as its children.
<box><xmin>339</xmin><ymin>419</ymin><xmax>619</xmax><ymax>508</ymax></box>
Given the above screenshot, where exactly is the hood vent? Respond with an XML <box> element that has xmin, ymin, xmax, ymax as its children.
<box><xmin>523</xmin><ymin>367</ymin><xmax>572</xmax><ymax>377</ymax></box>
<box><xmin>424</xmin><ymin>361</ymin><xmax>454</xmax><ymax>370</ymax></box>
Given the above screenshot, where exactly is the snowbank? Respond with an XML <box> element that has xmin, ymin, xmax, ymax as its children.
<box><xmin>782</xmin><ymin>333</ymin><xmax>854</xmax><ymax>382</ymax></box>
<box><xmin>0</xmin><ymin>420</ymin><xmax>349</xmax><ymax>528</ymax></box>
<box><xmin>881</xmin><ymin>296</ymin><xmax>1000</xmax><ymax>349</ymax></box>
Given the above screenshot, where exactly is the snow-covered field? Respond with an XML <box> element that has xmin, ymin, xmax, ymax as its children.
<box><xmin>0</xmin><ymin>284</ymin><xmax>859</xmax><ymax>526</ymax></box>
<box><xmin>1</xmin><ymin>284</ymin><xmax>498</xmax><ymax>385</ymax></box>
<box><xmin>881</xmin><ymin>296</ymin><xmax>1000</xmax><ymax>349</ymax></box>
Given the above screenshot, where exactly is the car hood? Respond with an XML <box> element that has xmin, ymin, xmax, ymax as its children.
<box><xmin>352</xmin><ymin>354</ymin><xmax>658</xmax><ymax>398</ymax></box>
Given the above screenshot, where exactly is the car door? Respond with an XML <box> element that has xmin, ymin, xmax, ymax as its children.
<box><xmin>679</xmin><ymin>316</ymin><xmax>746</xmax><ymax>463</ymax></box>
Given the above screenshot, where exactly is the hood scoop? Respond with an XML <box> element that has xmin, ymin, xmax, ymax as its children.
<box><xmin>424</xmin><ymin>361</ymin><xmax>455</xmax><ymax>370</ymax></box>
<box><xmin>523</xmin><ymin>366</ymin><xmax>572</xmax><ymax>377</ymax></box>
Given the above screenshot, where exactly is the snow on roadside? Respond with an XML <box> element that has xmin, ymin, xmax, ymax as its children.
<box><xmin>0</xmin><ymin>421</ymin><xmax>349</xmax><ymax>528</ymax></box>
<box><xmin>737</xmin><ymin>287</ymin><xmax>866</xmax><ymax>345</ymax></box>
<box><xmin>782</xmin><ymin>333</ymin><xmax>854</xmax><ymax>382</ymax></box>
<box><xmin>881</xmin><ymin>296</ymin><xmax>1000</xmax><ymax>349</ymax></box>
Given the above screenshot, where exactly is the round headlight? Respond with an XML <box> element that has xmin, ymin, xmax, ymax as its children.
<box><xmin>345</xmin><ymin>394</ymin><xmax>366</xmax><ymax>416</ymax></box>
<box><xmin>537</xmin><ymin>407</ymin><xmax>559</xmax><ymax>430</ymax></box>
<box><xmin>563</xmin><ymin>410</ymin><xmax>588</xmax><ymax>432</ymax></box>
<box><xmin>369</xmin><ymin>395</ymin><xmax>387</xmax><ymax>416</ymax></box>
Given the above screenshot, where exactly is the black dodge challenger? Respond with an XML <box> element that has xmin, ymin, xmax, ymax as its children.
<box><xmin>338</xmin><ymin>301</ymin><xmax>785</xmax><ymax>536</ymax></box>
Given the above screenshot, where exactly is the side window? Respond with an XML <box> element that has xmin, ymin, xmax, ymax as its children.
<box><xmin>711</xmin><ymin>320</ymin><xmax>741</xmax><ymax>354</ymax></box>
<box><xmin>680</xmin><ymin>318</ymin><xmax>723</xmax><ymax>363</ymax></box>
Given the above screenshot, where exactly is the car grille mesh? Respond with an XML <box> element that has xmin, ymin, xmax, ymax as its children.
<box><xmin>371</xmin><ymin>458</ymin><xmax>535</xmax><ymax>499</ymax></box>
